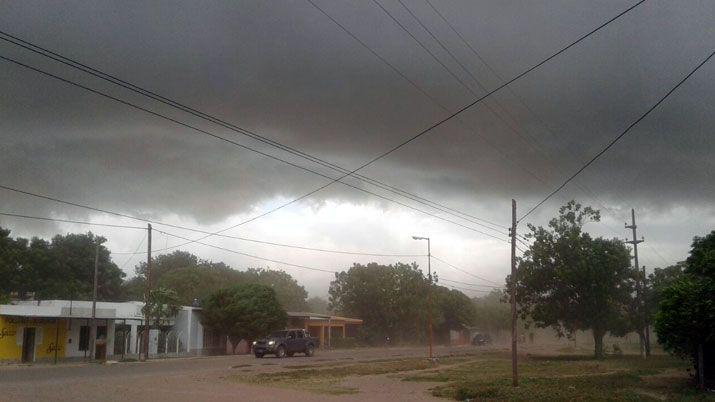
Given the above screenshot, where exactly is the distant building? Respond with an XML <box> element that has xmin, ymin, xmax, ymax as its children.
<box><xmin>286</xmin><ymin>311</ymin><xmax>363</xmax><ymax>348</ymax></box>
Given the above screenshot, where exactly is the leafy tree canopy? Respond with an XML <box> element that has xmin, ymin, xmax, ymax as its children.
<box><xmin>655</xmin><ymin>231</ymin><xmax>715</xmax><ymax>388</ymax></box>
<box><xmin>329</xmin><ymin>262</ymin><xmax>474</xmax><ymax>344</ymax></box>
<box><xmin>0</xmin><ymin>227</ymin><xmax>125</xmax><ymax>301</ymax></box>
<box><xmin>142</xmin><ymin>287</ymin><xmax>181</xmax><ymax>326</ymax></box>
<box><xmin>201</xmin><ymin>283</ymin><xmax>287</xmax><ymax>352</ymax></box>
<box><xmin>513</xmin><ymin>201</ymin><xmax>635</xmax><ymax>358</ymax></box>
<box><xmin>124</xmin><ymin>250</ymin><xmax>308</xmax><ymax>309</ymax></box>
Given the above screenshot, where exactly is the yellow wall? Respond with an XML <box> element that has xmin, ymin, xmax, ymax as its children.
<box><xmin>0</xmin><ymin>316</ymin><xmax>67</xmax><ymax>362</ymax></box>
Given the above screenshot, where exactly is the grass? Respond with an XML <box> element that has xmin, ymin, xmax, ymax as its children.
<box><xmin>234</xmin><ymin>351</ymin><xmax>710</xmax><ymax>400</ymax></box>
<box><xmin>403</xmin><ymin>354</ymin><xmax>707</xmax><ymax>401</ymax></box>
<box><xmin>234</xmin><ymin>356</ymin><xmax>468</xmax><ymax>395</ymax></box>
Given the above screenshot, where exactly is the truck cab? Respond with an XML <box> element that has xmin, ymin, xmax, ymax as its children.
<box><xmin>252</xmin><ymin>329</ymin><xmax>319</xmax><ymax>358</ymax></box>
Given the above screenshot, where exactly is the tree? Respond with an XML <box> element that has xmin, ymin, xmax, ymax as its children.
<box><xmin>142</xmin><ymin>287</ymin><xmax>181</xmax><ymax>326</ymax></box>
<box><xmin>473</xmin><ymin>290</ymin><xmax>511</xmax><ymax>333</ymax></box>
<box><xmin>306</xmin><ymin>296</ymin><xmax>331</xmax><ymax>314</ymax></box>
<box><xmin>513</xmin><ymin>201</ymin><xmax>635</xmax><ymax>358</ymax></box>
<box><xmin>201</xmin><ymin>283</ymin><xmax>287</xmax><ymax>353</ymax></box>
<box><xmin>432</xmin><ymin>286</ymin><xmax>476</xmax><ymax>342</ymax></box>
<box><xmin>240</xmin><ymin>268</ymin><xmax>309</xmax><ymax>311</ymax></box>
<box><xmin>0</xmin><ymin>227</ymin><xmax>125</xmax><ymax>301</ymax></box>
<box><xmin>330</xmin><ymin>262</ymin><xmax>429</xmax><ymax>344</ymax></box>
<box><xmin>123</xmin><ymin>251</ymin><xmax>308</xmax><ymax>309</ymax></box>
<box><xmin>655</xmin><ymin>231</ymin><xmax>715</xmax><ymax>389</ymax></box>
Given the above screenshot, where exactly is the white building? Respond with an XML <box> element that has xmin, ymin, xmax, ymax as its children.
<box><xmin>0</xmin><ymin>300</ymin><xmax>208</xmax><ymax>362</ymax></box>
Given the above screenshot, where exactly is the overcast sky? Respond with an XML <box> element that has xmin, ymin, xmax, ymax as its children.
<box><xmin>0</xmin><ymin>0</ymin><xmax>713</xmax><ymax>298</ymax></box>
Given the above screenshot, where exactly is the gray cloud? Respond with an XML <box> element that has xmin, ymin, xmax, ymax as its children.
<box><xmin>0</xmin><ymin>0</ymin><xmax>713</xmax><ymax>282</ymax></box>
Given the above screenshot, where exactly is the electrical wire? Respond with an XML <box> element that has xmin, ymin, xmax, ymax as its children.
<box><xmin>519</xmin><ymin>50</ymin><xmax>714</xmax><ymax>221</ymax></box>
<box><xmin>0</xmin><ymin>207</ymin><xmax>428</xmax><ymax>258</ymax></box>
<box><xmin>431</xmin><ymin>254</ymin><xmax>501</xmax><ymax>285</ymax></box>
<box><xmin>0</xmin><ymin>0</ymin><xmax>646</xmax><ymax>243</ymax></box>
<box><xmin>0</xmin><ymin>54</ymin><xmax>508</xmax><ymax>242</ymax></box>
<box><xmin>437</xmin><ymin>277</ymin><xmax>503</xmax><ymax>289</ymax></box>
<box><xmin>156</xmin><ymin>229</ymin><xmax>339</xmax><ymax>274</ymax></box>
<box><xmin>0</xmin><ymin>211</ymin><xmax>146</xmax><ymax>229</ymax></box>
<box><xmin>0</xmin><ymin>30</ymin><xmax>507</xmax><ymax>235</ymax></box>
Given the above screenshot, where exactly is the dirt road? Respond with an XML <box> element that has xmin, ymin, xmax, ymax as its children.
<box><xmin>0</xmin><ymin>345</ymin><xmax>485</xmax><ymax>401</ymax></box>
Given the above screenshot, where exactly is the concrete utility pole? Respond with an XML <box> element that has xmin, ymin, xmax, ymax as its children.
<box><xmin>510</xmin><ymin>199</ymin><xmax>518</xmax><ymax>387</ymax></box>
<box><xmin>141</xmin><ymin>223</ymin><xmax>152</xmax><ymax>361</ymax></box>
<box><xmin>89</xmin><ymin>239</ymin><xmax>101</xmax><ymax>360</ymax></box>
<box><xmin>412</xmin><ymin>236</ymin><xmax>433</xmax><ymax>360</ymax></box>
<box><xmin>626</xmin><ymin>209</ymin><xmax>649</xmax><ymax>358</ymax></box>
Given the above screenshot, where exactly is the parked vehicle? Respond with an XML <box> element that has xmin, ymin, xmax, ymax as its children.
<box><xmin>471</xmin><ymin>333</ymin><xmax>492</xmax><ymax>346</ymax></box>
<box><xmin>252</xmin><ymin>329</ymin><xmax>319</xmax><ymax>358</ymax></box>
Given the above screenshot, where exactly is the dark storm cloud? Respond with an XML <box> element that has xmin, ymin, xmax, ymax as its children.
<box><xmin>0</xmin><ymin>0</ymin><xmax>713</xmax><ymax>226</ymax></box>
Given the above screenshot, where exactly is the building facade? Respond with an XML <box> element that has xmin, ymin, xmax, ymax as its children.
<box><xmin>0</xmin><ymin>300</ymin><xmax>207</xmax><ymax>363</ymax></box>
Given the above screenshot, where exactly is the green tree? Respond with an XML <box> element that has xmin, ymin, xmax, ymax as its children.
<box><xmin>123</xmin><ymin>251</ymin><xmax>308</xmax><ymax>309</ymax></box>
<box><xmin>655</xmin><ymin>231</ymin><xmax>715</xmax><ymax>388</ymax></box>
<box><xmin>513</xmin><ymin>201</ymin><xmax>635</xmax><ymax>358</ymax></box>
<box><xmin>201</xmin><ymin>283</ymin><xmax>287</xmax><ymax>353</ymax></box>
<box><xmin>306</xmin><ymin>296</ymin><xmax>331</xmax><ymax>314</ymax></box>
<box><xmin>330</xmin><ymin>262</ymin><xmax>429</xmax><ymax>344</ymax></box>
<box><xmin>0</xmin><ymin>227</ymin><xmax>125</xmax><ymax>301</ymax></box>
<box><xmin>433</xmin><ymin>285</ymin><xmax>476</xmax><ymax>342</ymax></box>
<box><xmin>142</xmin><ymin>287</ymin><xmax>181</xmax><ymax>326</ymax></box>
<box><xmin>473</xmin><ymin>289</ymin><xmax>511</xmax><ymax>333</ymax></box>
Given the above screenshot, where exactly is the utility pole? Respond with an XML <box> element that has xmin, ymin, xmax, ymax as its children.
<box><xmin>510</xmin><ymin>199</ymin><xmax>518</xmax><ymax>387</ymax></box>
<box><xmin>89</xmin><ymin>239</ymin><xmax>100</xmax><ymax>360</ymax></box>
<box><xmin>626</xmin><ymin>209</ymin><xmax>649</xmax><ymax>358</ymax></box>
<box><xmin>411</xmin><ymin>236</ymin><xmax>433</xmax><ymax>360</ymax></box>
<box><xmin>141</xmin><ymin>223</ymin><xmax>152</xmax><ymax>361</ymax></box>
<box><xmin>427</xmin><ymin>237</ymin><xmax>433</xmax><ymax>361</ymax></box>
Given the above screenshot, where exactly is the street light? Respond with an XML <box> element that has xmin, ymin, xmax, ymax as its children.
<box><xmin>412</xmin><ymin>236</ymin><xmax>433</xmax><ymax>360</ymax></box>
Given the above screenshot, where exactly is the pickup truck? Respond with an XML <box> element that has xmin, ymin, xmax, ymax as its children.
<box><xmin>252</xmin><ymin>329</ymin><xmax>319</xmax><ymax>358</ymax></box>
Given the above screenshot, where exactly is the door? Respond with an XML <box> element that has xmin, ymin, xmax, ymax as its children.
<box><xmin>286</xmin><ymin>331</ymin><xmax>298</xmax><ymax>352</ymax></box>
<box><xmin>21</xmin><ymin>328</ymin><xmax>36</xmax><ymax>363</ymax></box>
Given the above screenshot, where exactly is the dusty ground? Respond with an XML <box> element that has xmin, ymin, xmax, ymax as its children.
<box><xmin>0</xmin><ymin>345</ymin><xmax>480</xmax><ymax>401</ymax></box>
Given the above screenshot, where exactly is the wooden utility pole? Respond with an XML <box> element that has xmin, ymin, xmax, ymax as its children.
<box><xmin>141</xmin><ymin>223</ymin><xmax>152</xmax><ymax>361</ymax></box>
<box><xmin>89</xmin><ymin>240</ymin><xmax>100</xmax><ymax>360</ymax></box>
<box><xmin>427</xmin><ymin>237</ymin><xmax>433</xmax><ymax>361</ymax></box>
<box><xmin>626</xmin><ymin>209</ymin><xmax>649</xmax><ymax>357</ymax></box>
<box><xmin>510</xmin><ymin>199</ymin><xmax>518</xmax><ymax>387</ymax></box>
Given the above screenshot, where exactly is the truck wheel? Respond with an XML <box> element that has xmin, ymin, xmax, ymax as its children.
<box><xmin>305</xmin><ymin>344</ymin><xmax>315</xmax><ymax>357</ymax></box>
<box><xmin>276</xmin><ymin>346</ymin><xmax>286</xmax><ymax>358</ymax></box>
<box><xmin>254</xmin><ymin>352</ymin><xmax>264</xmax><ymax>358</ymax></box>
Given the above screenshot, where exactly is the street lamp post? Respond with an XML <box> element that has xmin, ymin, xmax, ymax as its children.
<box><xmin>412</xmin><ymin>236</ymin><xmax>433</xmax><ymax>360</ymax></box>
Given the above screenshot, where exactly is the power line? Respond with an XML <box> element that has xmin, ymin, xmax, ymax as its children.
<box><xmin>0</xmin><ymin>205</ymin><xmax>429</xmax><ymax>258</ymax></box>
<box><xmin>0</xmin><ymin>0</ymin><xmax>645</xmax><ymax>243</ymax></box>
<box><xmin>519</xmin><ymin>50</ymin><xmax>714</xmax><ymax>222</ymax></box>
<box><xmin>0</xmin><ymin>211</ymin><xmax>146</xmax><ymax>230</ymax></box>
<box><xmin>118</xmin><ymin>231</ymin><xmax>426</xmax><ymax>258</ymax></box>
<box><xmin>155</xmin><ymin>229</ymin><xmax>338</xmax><ymax>274</ymax></box>
<box><xmin>437</xmin><ymin>277</ymin><xmax>503</xmax><ymax>289</ymax></box>
<box><xmin>304</xmin><ymin>0</ymin><xmax>508</xmax><ymax>231</ymax></box>
<box><xmin>0</xmin><ymin>30</ymin><xmax>507</xmax><ymax>235</ymax></box>
<box><xmin>0</xmin><ymin>53</ymin><xmax>507</xmax><ymax>242</ymax></box>
<box><xmin>439</xmin><ymin>282</ymin><xmax>492</xmax><ymax>294</ymax></box>
<box><xmin>118</xmin><ymin>232</ymin><xmax>147</xmax><ymax>271</ymax></box>
<box><xmin>431</xmin><ymin>254</ymin><xmax>502</xmax><ymax>285</ymax></box>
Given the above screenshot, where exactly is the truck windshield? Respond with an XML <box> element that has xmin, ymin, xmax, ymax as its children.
<box><xmin>270</xmin><ymin>331</ymin><xmax>288</xmax><ymax>338</ymax></box>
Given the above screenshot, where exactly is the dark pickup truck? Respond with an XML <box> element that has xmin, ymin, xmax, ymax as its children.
<box><xmin>252</xmin><ymin>329</ymin><xmax>319</xmax><ymax>358</ymax></box>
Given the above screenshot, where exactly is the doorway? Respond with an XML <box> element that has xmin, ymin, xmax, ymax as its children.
<box><xmin>21</xmin><ymin>327</ymin><xmax>36</xmax><ymax>363</ymax></box>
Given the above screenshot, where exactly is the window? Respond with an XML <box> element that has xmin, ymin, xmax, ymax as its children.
<box><xmin>288</xmin><ymin>331</ymin><xmax>296</xmax><ymax>339</ymax></box>
<box><xmin>297</xmin><ymin>331</ymin><xmax>304</xmax><ymax>339</ymax></box>
<box><xmin>78</xmin><ymin>326</ymin><xmax>90</xmax><ymax>351</ymax></box>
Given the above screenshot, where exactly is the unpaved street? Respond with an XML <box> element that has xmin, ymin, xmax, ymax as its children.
<box><xmin>0</xmin><ymin>345</ymin><xmax>487</xmax><ymax>401</ymax></box>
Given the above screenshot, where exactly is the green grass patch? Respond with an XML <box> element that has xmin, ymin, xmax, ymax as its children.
<box><xmin>404</xmin><ymin>354</ymin><xmax>699</xmax><ymax>401</ymax></box>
